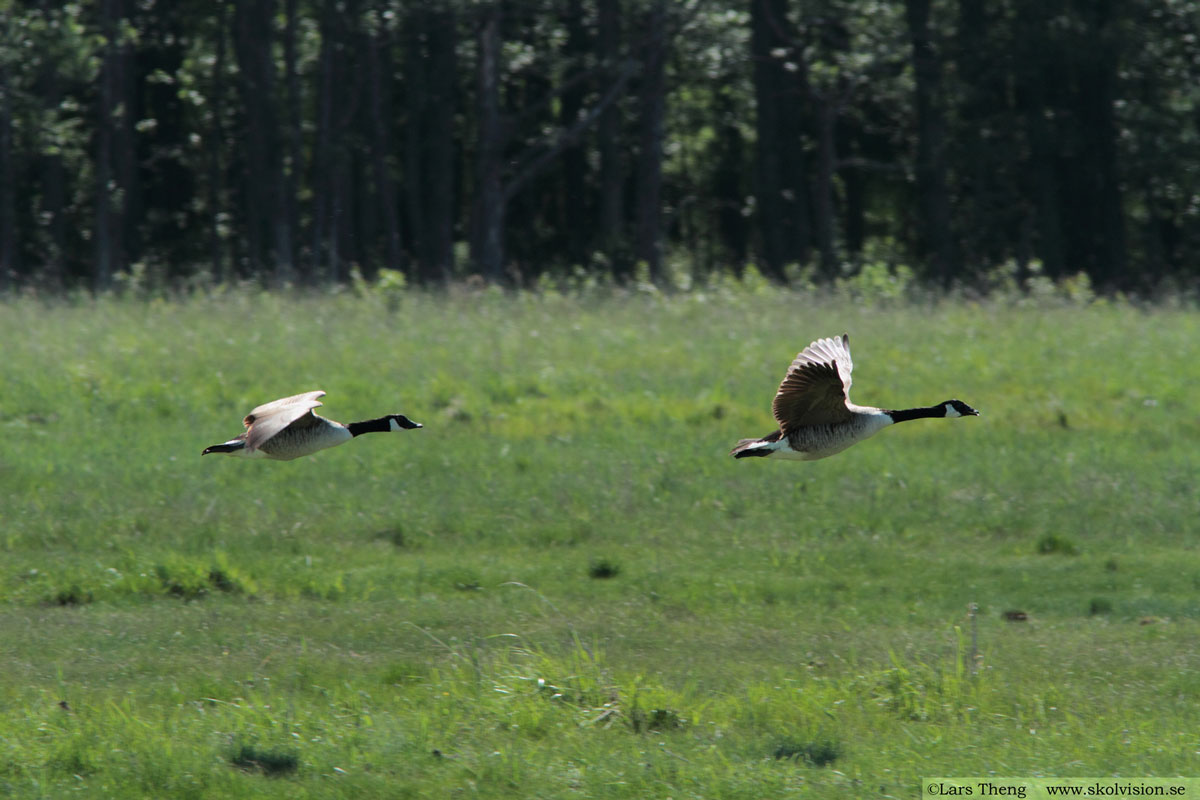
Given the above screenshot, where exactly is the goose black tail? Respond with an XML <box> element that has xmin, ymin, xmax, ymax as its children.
<box><xmin>731</xmin><ymin>438</ymin><xmax>772</xmax><ymax>458</ymax></box>
<box><xmin>202</xmin><ymin>440</ymin><xmax>246</xmax><ymax>456</ymax></box>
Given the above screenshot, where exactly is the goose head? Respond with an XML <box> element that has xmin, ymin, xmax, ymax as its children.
<box><xmin>941</xmin><ymin>399</ymin><xmax>979</xmax><ymax>418</ymax></box>
<box><xmin>386</xmin><ymin>414</ymin><xmax>423</xmax><ymax>431</ymax></box>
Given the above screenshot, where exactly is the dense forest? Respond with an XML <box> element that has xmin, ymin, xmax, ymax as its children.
<box><xmin>0</xmin><ymin>0</ymin><xmax>1198</xmax><ymax>292</ymax></box>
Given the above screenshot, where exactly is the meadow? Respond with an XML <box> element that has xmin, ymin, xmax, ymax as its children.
<box><xmin>1</xmin><ymin>280</ymin><xmax>1198</xmax><ymax>798</ymax></box>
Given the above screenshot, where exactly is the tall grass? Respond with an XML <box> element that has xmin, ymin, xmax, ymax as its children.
<box><xmin>1</xmin><ymin>284</ymin><xmax>1198</xmax><ymax>797</ymax></box>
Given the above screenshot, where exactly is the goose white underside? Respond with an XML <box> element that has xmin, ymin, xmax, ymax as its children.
<box><xmin>740</xmin><ymin>436</ymin><xmax>861</xmax><ymax>462</ymax></box>
<box><xmin>742</xmin><ymin>410</ymin><xmax>895</xmax><ymax>461</ymax></box>
<box><xmin>256</xmin><ymin>421</ymin><xmax>353</xmax><ymax>460</ymax></box>
<box><xmin>213</xmin><ymin>421</ymin><xmax>356</xmax><ymax>460</ymax></box>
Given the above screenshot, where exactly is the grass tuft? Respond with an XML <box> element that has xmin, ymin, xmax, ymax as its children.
<box><xmin>207</xmin><ymin>568</ymin><xmax>241</xmax><ymax>594</ymax></box>
<box><xmin>588</xmin><ymin>559</ymin><xmax>621</xmax><ymax>579</ymax></box>
<box><xmin>1036</xmin><ymin>533</ymin><xmax>1080</xmax><ymax>555</ymax></box>
<box><xmin>381</xmin><ymin>660</ymin><xmax>430</xmax><ymax>685</ymax></box>
<box><xmin>773</xmin><ymin>739</ymin><xmax>841</xmax><ymax>767</ymax></box>
<box><xmin>1089</xmin><ymin>597</ymin><xmax>1114</xmax><ymax>616</ymax></box>
<box><xmin>229</xmin><ymin>744</ymin><xmax>300</xmax><ymax>777</ymax></box>
<box><xmin>629</xmin><ymin>707</ymin><xmax>687</xmax><ymax>733</ymax></box>
<box><xmin>378</xmin><ymin>526</ymin><xmax>406</xmax><ymax>547</ymax></box>
<box><xmin>51</xmin><ymin>585</ymin><xmax>93</xmax><ymax>607</ymax></box>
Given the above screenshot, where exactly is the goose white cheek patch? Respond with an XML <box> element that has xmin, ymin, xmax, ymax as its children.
<box><xmin>944</xmin><ymin>404</ymin><xmax>962</xmax><ymax>418</ymax></box>
<box><xmin>388</xmin><ymin>418</ymin><xmax>403</xmax><ymax>432</ymax></box>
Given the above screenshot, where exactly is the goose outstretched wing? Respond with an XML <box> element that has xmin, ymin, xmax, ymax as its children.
<box><xmin>772</xmin><ymin>334</ymin><xmax>854</xmax><ymax>431</ymax></box>
<box><xmin>243</xmin><ymin>390</ymin><xmax>326</xmax><ymax>452</ymax></box>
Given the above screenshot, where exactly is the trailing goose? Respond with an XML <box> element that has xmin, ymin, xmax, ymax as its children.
<box><xmin>202</xmin><ymin>391</ymin><xmax>421</xmax><ymax>461</ymax></box>
<box><xmin>731</xmin><ymin>334</ymin><xmax>977</xmax><ymax>461</ymax></box>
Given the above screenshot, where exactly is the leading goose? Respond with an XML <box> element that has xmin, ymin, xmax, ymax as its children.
<box><xmin>202</xmin><ymin>391</ymin><xmax>421</xmax><ymax>461</ymax></box>
<box><xmin>731</xmin><ymin>334</ymin><xmax>977</xmax><ymax>461</ymax></box>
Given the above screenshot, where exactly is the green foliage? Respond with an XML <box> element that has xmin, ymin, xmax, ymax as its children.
<box><xmin>835</xmin><ymin>261</ymin><xmax>917</xmax><ymax>303</ymax></box>
<box><xmin>2</xmin><ymin>0</ymin><xmax>1199</xmax><ymax>290</ymax></box>
<box><xmin>1</xmin><ymin>289</ymin><xmax>1199</xmax><ymax>796</ymax></box>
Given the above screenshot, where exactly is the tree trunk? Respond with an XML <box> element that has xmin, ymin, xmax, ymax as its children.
<box><xmin>811</xmin><ymin>94</ymin><xmax>838</xmax><ymax>275</ymax></box>
<box><xmin>1014</xmin><ymin>0</ymin><xmax>1065</xmax><ymax>278</ymax></box>
<box><xmin>232</xmin><ymin>0</ymin><xmax>266</xmax><ymax>279</ymax></box>
<box><xmin>94</xmin><ymin>0</ymin><xmax>127</xmax><ymax>290</ymax></box>
<box><xmin>366</xmin><ymin>5</ymin><xmax>403</xmax><ymax>273</ymax></box>
<box><xmin>425</xmin><ymin>9</ymin><xmax>457</xmax><ymax>282</ymax></box>
<box><xmin>713</xmin><ymin>89</ymin><xmax>749</xmax><ymax>270</ymax></box>
<box><xmin>138</xmin><ymin>0</ymin><xmax>196</xmax><ymax>280</ymax></box>
<box><xmin>402</xmin><ymin>6</ymin><xmax>428</xmax><ymax>278</ymax></box>
<box><xmin>905</xmin><ymin>0</ymin><xmax>955</xmax><ymax>284</ymax></box>
<box><xmin>312</xmin><ymin>0</ymin><xmax>335</xmax><ymax>281</ymax></box>
<box><xmin>40</xmin><ymin>146</ymin><xmax>67</xmax><ymax>288</ymax></box>
<box><xmin>470</xmin><ymin>1</ymin><xmax>632</xmax><ymax>284</ymax></box>
<box><xmin>633</xmin><ymin>0</ymin><xmax>667</xmax><ymax>284</ymax></box>
<box><xmin>404</xmin><ymin>6</ymin><xmax>457</xmax><ymax>284</ymax></box>
<box><xmin>311</xmin><ymin>0</ymin><xmax>362</xmax><ymax>283</ymax></box>
<box><xmin>36</xmin><ymin>3</ymin><xmax>67</xmax><ymax>288</ymax></box>
<box><xmin>956</xmin><ymin>0</ymin><xmax>1017</xmax><ymax>269</ymax></box>
<box><xmin>207</xmin><ymin>1</ymin><xmax>229</xmax><ymax>282</ymax></box>
<box><xmin>840</xmin><ymin>133</ymin><xmax>865</xmax><ymax>258</ymax></box>
<box><xmin>749</xmin><ymin>0</ymin><xmax>797</xmax><ymax>282</ymax></box>
<box><xmin>471</xmin><ymin>3</ymin><xmax>506</xmax><ymax>282</ymax></box>
<box><xmin>559</xmin><ymin>0</ymin><xmax>589</xmax><ymax>265</ymax></box>
<box><xmin>113</xmin><ymin>4</ymin><xmax>138</xmax><ymax>272</ymax></box>
<box><xmin>283</xmin><ymin>0</ymin><xmax>305</xmax><ymax>281</ymax></box>
<box><xmin>1071</xmin><ymin>0</ymin><xmax>1126</xmax><ymax>288</ymax></box>
<box><xmin>0</xmin><ymin>58</ymin><xmax>15</xmax><ymax>289</ymax></box>
<box><xmin>234</xmin><ymin>0</ymin><xmax>294</xmax><ymax>283</ymax></box>
<box><xmin>597</xmin><ymin>0</ymin><xmax>626</xmax><ymax>278</ymax></box>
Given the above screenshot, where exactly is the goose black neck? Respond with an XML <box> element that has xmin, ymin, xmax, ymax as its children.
<box><xmin>887</xmin><ymin>405</ymin><xmax>947</xmax><ymax>424</ymax></box>
<box><xmin>347</xmin><ymin>417</ymin><xmax>393</xmax><ymax>437</ymax></box>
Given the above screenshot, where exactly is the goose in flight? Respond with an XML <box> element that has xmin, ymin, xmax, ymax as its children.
<box><xmin>202</xmin><ymin>391</ymin><xmax>421</xmax><ymax>461</ymax></box>
<box><xmin>731</xmin><ymin>334</ymin><xmax>977</xmax><ymax>461</ymax></box>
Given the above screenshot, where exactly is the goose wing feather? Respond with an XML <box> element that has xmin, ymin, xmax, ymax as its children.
<box><xmin>242</xmin><ymin>390</ymin><xmax>326</xmax><ymax>452</ymax></box>
<box><xmin>772</xmin><ymin>334</ymin><xmax>855</xmax><ymax>431</ymax></box>
<box><xmin>787</xmin><ymin>334</ymin><xmax>853</xmax><ymax>394</ymax></box>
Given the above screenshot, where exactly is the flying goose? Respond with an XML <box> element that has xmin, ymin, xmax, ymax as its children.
<box><xmin>731</xmin><ymin>334</ymin><xmax>977</xmax><ymax>461</ymax></box>
<box><xmin>202</xmin><ymin>391</ymin><xmax>421</xmax><ymax>461</ymax></box>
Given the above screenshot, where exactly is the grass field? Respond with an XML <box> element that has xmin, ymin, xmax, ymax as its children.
<box><xmin>2</xmin><ymin>283</ymin><xmax>1199</xmax><ymax>798</ymax></box>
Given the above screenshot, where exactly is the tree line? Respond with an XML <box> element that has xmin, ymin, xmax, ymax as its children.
<box><xmin>0</xmin><ymin>0</ymin><xmax>1198</xmax><ymax>293</ymax></box>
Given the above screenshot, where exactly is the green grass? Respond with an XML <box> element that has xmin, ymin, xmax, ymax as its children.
<box><xmin>2</xmin><ymin>284</ymin><xmax>1199</xmax><ymax>797</ymax></box>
